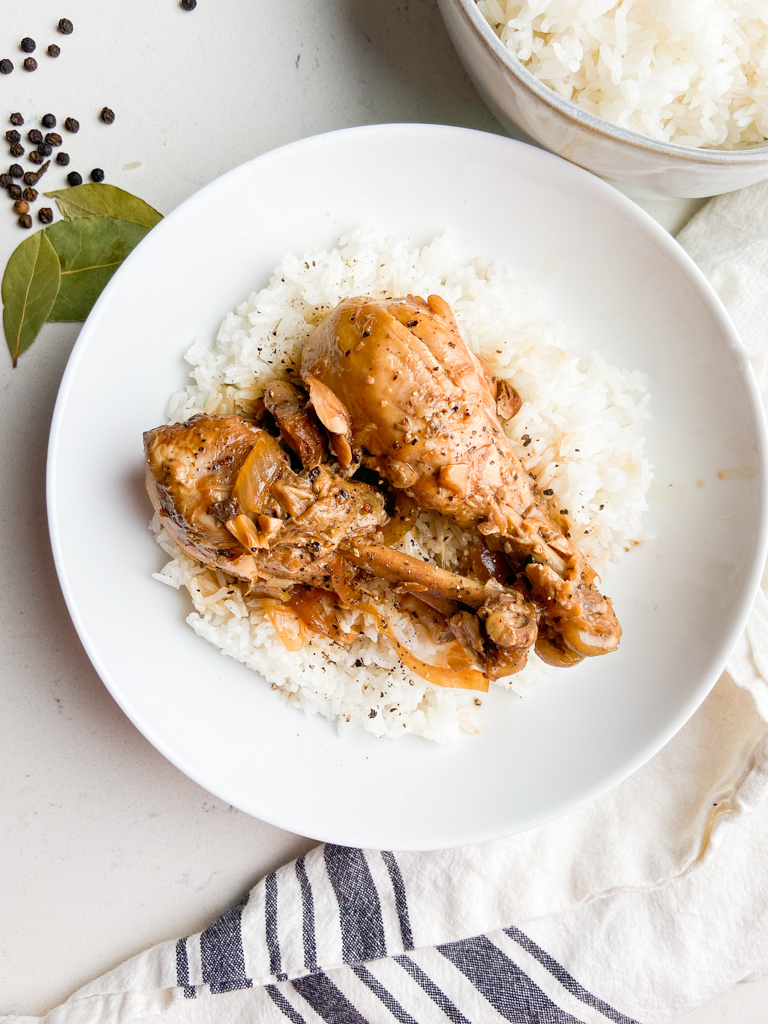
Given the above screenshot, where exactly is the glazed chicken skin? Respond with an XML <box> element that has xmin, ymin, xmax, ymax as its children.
<box><xmin>301</xmin><ymin>294</ymin><xmax>621</xmax><ymax>663</ymax></box>
<box><xmin>144</xmin><ymin>414</ymin><xmax>387</xmax><ymax>596</ymax></box>
<box><xmin>301</xmin><ymin>294</ymin><xmax>533</xmax><ymax>525</ymax></box>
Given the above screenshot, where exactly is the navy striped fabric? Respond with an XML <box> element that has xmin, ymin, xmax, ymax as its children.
<box><xmin>167</xmin><ymin>846</ymin><xmax>642</xmax><ymax>1022</ymax></box>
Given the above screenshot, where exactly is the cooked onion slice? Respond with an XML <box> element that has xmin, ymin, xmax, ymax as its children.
<box><xmin>232</xmin><ymin>433</ymin><xmax>287</xmax><ymax>514</ymax></box>
<box><xmin>264</xmin><ymin>604</ymin><xmax>314</xmax><ymax>652</ymax></box>
<box><xmin>262</xmin><ymin>589</ymin><xmax>488</xmax><ymax>692</ymax></box>
<box><xmin>226</xmin><ymin>513</ymin><xmax>262</xmax><ymax>551</ymax></box>
<box><xmin>358</xmin><ymin>601</ymin><xmax>489</xmax><ymax>692</ymax></box>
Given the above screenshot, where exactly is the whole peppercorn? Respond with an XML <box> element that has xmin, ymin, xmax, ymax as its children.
<box><xmin>29</xmin><ymin>151</ymin><xmax>44</xmax><ymax>165</ymax></box>
<box><xmin>28</xmin><ymin>129</ymin><xmax>43</xmax><ymax>145</ymax></box>
<box><xmin>6</xmin><ymin>130</ymin><xmax>21</xmax><ymax>144</ymax></box>
<box><xmin>90</xmin><ymin>167</ymin><xmax>105</xmax><ymax>183</ymax></box>
<box><xmin>181</xmin><ymin>0</ymin><xmax>198</xmax><ymax>9</ymax></box>
<box><xmin>21</xmin><ymin>38</ymin><xmax>36</xmax><ymax>53</ymax></box>
<box><xmin>42</xmin><ymin>114</ymin><xmax>56</xmax><ymax>129</ymax></box>
<box><xmin>10</xmin><ymin>113</ymin><xmax>24</xmax><ymax>126</ymax></box>
<box><xmin>0</xmin><ymin>59</ymin><xmax>14</xmax><ymax>75</ymax></box>
<box><xmin>58</xmin><ymin>19</ymin><xmax>74</xmax><ymax>35</ymax></box>
<box><xmin>38</xmin><ymin>207</ymin><xmax>54</xmax><ymax>225</ymax></box>
<box><xmin>23</xmin><ymin>57</ymin><xmax>38</xmax><ymax>72</ymax></box>
<box><xmin>13</xmin><ymin>199</ymin><xmax>29</xmax><ymax>215</ymax></box>
<box><xmin>23</xmin><ymin>162</ymin><xmax>47</xmax><ymax>186</ymax></box>
<box><xmin>47</xmin><ymin>44</ymin><xmax>61</xmax><ymax>58</ymax></box>
<box><xmin>56</xmin><ymin>151</ymin><xmax>70</xmax><ymax>165</ymax></box>
<box><xmin>99</xmin><ymin>107</ymin><xmax>115</xmax><ymax>124</ymax></box>
<box><xmin>67</xmin><ymin>170</ymin><xmax>82</xmax><ymax>186</ymax></box>
<box><xmin>23</xmin><ymin>187</ymin><xmax>38</xmax><ymax>201</ymax></box>
<box><xmin>45</xmin><ymin>132</ymin><xmax>62</xmax><ymax>147</ymax></box>
<box><xmin>8</xmin><ymin>183</ymin><xmax>23</xmax><ymax>200</ymax></box>
<box><xmin>9</xmin><ymin>163</ymin><xmax>23</xmax><ymax>178</ymax></box>
<box><xmin>64</xmin><ymin>117</ymin><xmax>79</xmax><ymax>133</ymax></box>
<box><xmin>38</xmin><ymin>143</ymin><xmax>53</xmax><ymax>157</ymax></box>
<box><xmin>18</xmin><ymin>213</ymin><xmax>33</xmax><ymax>229</ymax></box>
<box><xmin>10</xmin><ymin>143</ymin><xmax>24</xmax><ymax>158</ymax></box>
<box><xmin>0</xmin><ymin>173</ymin><xmax>11</xmax><ymax>189</ymax></box>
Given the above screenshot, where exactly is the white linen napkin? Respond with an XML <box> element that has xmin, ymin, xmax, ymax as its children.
<box><xmin>5</xmin><ymin>182</ymin><xmax>768</xmax><ymax>1024</ymax></box>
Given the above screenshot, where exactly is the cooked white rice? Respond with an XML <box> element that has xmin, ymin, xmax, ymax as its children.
<box><xmin>151</xmin><ymin>231</ymin><xmax>651</xmax><ymax>743</ymax></box>
<box><xmin>477</xmin><ymin>0</ymin><xmax>768</xmax><ymax>149</ymax></box>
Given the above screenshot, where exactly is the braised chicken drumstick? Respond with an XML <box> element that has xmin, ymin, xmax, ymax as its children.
<box><xmin>300</xmin><ymin>293</ymin><xmax>621</xmax><ymax>665</ymax></box>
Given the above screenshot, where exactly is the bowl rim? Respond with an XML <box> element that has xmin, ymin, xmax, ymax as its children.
<box><xmin>449</xmin><ymin>0</ymin><xmax>768</xmax><ymax>164</ymax></box>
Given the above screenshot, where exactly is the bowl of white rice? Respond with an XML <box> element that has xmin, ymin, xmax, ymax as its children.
<box><xmin>48</xmin><ymin>125</ymin><xmax>767</xmax><ymax>848</ymax></box>
<box><xmin>437</xmin><ymin>0</ymin><xmax>768</xmax><ymax>198</ymax></box>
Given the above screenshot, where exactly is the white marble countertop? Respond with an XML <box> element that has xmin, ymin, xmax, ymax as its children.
<box><xmin>1</xmin><ymin>1</ymin><xmax>766</xmax><ymax>1019</ymax></box>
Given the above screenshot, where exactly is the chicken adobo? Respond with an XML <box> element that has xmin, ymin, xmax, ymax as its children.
<box><xmin>144</xmin><ymin>293</ymin><xmax>621</xmax><ymax>690</ymax></box>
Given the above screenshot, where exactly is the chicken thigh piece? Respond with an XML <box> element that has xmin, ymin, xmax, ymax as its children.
<box><xmin>144</xmin><ymin>414</ymin><xmax>387</xmax><ymax>595</ymax></box>
<box><xmin>300</xmin><ymin>294</ymin><xmax>621</xmax><ymax>661</ymax></box>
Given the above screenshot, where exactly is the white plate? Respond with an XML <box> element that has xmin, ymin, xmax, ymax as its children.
<box><xmin>48</xmin><ymin>125</ymin><xmax>768</xmax><ymax>850</ymax></box>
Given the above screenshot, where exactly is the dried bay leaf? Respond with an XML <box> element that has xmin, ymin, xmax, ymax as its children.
<box><xmin>46</xmin><ymin>217</ymin><xmax>151</xmax><ymax>322</ymax></box>
<box><xmin>45</xmin><ymin>183</ymin><xmax>163</xmax><ymax>228</ymax></box>
<box><xmin>2</xmin><ymin>230</ymin><xmax>61</xmax><ymax>367</ymax></box>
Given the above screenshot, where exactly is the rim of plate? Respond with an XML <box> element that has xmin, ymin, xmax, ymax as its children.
<box><xmin>46</xmin><ymin>124</ymin><xmax>768</xmax><ymax>848</ymax></box>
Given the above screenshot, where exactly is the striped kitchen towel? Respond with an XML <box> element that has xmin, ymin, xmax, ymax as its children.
<box><xmin>6</xmin><ymin>180</ymin><xmax>768</xmax><ymax>1024</ymax></box>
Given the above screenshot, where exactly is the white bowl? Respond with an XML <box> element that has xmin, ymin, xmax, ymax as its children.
<box><xmin>48</xmin><ymin>125</ymin><xmax>767</xmax><ymax>849</ymax></box>
<box><xmin>437</xmin><ymin>0</ymin><xmax>768</xmax><ymax>199</ymax></box>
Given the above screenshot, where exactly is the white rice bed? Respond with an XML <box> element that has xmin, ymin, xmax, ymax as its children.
<box><xmin>153</xmin><ymin>231</ymin><xmax>651</xmax><ymax>744</ymax></box>
<box><xmin>477</xmin><ymin>0</ymin><xmax>768</xmax><ymax>149</ymax></box>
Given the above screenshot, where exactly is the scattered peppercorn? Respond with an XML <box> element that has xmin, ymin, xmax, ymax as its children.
<box><xmin>23</xmin><ymin>187</ymin><xmax>38</xmax><ymax>201</ymax></box>
<box><xmin>0</xmin><ymin>59</ymin><xmax>14</xmax><ymax>75</ymax></box>
<box><xmin>9</xmin><ymin>163</ymin><xmax>23</xmax><ymax>178</ymax></box>
<box><xmin>64</xmin><ymin>117</ymin><xmax>79</xmax><ymax>133</ymax></box>
<box><xmin>10</xmin><ymin>113</ymin><xmax>24</xmax><ymax>127</ymax></box>
<box><xmin>38</xmin><ymin>143</ymin><xmax>53</xmax><ymax>156</ymax></box>
<box><xmin>23</xmin><ymin>162</ymin><xmax>47</xmax><ymax>186</ymax></box>
<box><xmin>90</xmin><ymin>167</ymin><xmax>105</xmax><ymax>182</ymax></box>
<box><xmin>42</xmin><ymin>113</ymin><xmax>56</xmax><ymax>129</ymax></box>
<box><xmin>29</xmin><ymin>151</ymin><xmax>44</xmax><ymax>165</ymax></box>
<box><xmin>10</xmin><ymin>143</ymin><xmax>24</xmax><ymax>158</ymax></box>
<box><xmin>13</xmin><ymin>199</ymin><xmax>29</xmax><ymax>215</ymax></box>
<box><xmin>47</xmin><ymin>44</ymin><xmax>61</xmax><ymax>58</ymax></box>
<box><xmin>181</xmin><ymin>0</ymin><xmax>197</xmax><ymax>8</ymax></box>
<box><xmin>6</xmin><ymin>130</ymin><xmax>21</xmax><ymax>144</ymax></box>
<box><xmin>58</xmin><ymin>19</ymin><xmax>74</xmax><ymax>35</ymax></box>
<box><xmin>45</xmin><ymin>132</ymin><xmax>62</xmax><ymax>147</ymax></box>
<box><xmin>27</xmin><ymin>129</ymin><xmax>43</xmax><ymax>144</ymax></box>
<box><xmin>20</xmin><ymin>38</ymin><xmax>36</xmax><ymax>53</ymax></box>
<box><xmin>38</xmin><ymin>206</ymin><xmax>53</xmax><ymax>224</ymax></box>
<box><xmin>18</xmin><ymin>214</ymin><xmax>32</xmax><ymax>229</ymax></box>
<box><xmin>67</xmin><ymin>170</ymin><xmax>82</xmax><ymax>186</ymax></box>
<box><xmin>23</xmin><ymin>57</ymin><xmax>37</xmax><ymax>72</ymax></box>
<box><xmin>100</xmin><ymin>107</ymin><xmax>115</xmax><ymax>124</ymax></box>
<box><xmin>8</xmin><ymin>183</ymin><xmax>22</xmax><ymax>200</ymax></box>
<box><xmin>0</xmin><ymin>173</ymin><xmax>11</xmax><ymax>189</ymax></box>
<box><xmin>56</xmin><ymin>151</ymin><xmax>70</xmax><ymax>165</ymax></box>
